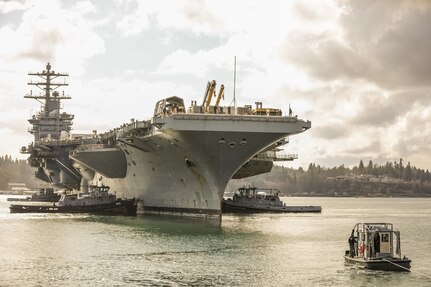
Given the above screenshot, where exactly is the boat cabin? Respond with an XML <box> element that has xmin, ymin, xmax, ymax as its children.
<box><xmin>88</xmin><ymin>185</ymin><xmax>110</xmax><ymax>194</ymax></box>
<box><xmin>235</xmin><ymin>186</ymin><xmax>280</xmax><ymax>199</ymax></box>
<box><xmin>232</xmin><ymin>186</ymin><xmax>284</xmax><ymax>207</ymax></box>
<box><xmin>58</xmin><ymin>185</ymin><xmax>115</xmax><ymax>207</ymax></box>
<box><xmin>34</xmin><ymin>188</ymin><xmax>55</xmax><ymax>196</ymax></box>
<box><xmin>348</xmin><ymin>223</ymin><xmax>403</xmax><ymax>260</ymax></box>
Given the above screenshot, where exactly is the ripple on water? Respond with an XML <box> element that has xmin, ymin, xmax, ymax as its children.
<box><xmin>0</xmin><ymin>196</ymin><xmax>431</xmax><ymax>286</ymax></box>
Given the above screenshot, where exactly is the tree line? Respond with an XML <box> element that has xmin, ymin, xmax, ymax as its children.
<box><xmin>0</xmin><ymin>155</ymin><xmax>43</xmax><ymax>190</ymax></box>
<box><xmin>228</xmin><ymin>159</ymin><xmax>431</xmax><ymax>196</ymax></box>
<box><xmin>2</xmin><ymin>154</ymin><xmax>431</xmax><ymax>196</ymax></box>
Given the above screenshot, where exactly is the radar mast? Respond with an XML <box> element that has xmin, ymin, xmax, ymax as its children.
<box><xmin>24</xmin><ymin>63</ymin><xmax>74</xmax><ymax>142</ymax></box>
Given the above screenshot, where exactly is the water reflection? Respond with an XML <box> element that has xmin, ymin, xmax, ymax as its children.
<box><xmin>79</xmin><ymin>214</ymin><xmax>223</xmax><ymax>236</ymax></box>
<box><xmin>1</xmin><ymin>196</ymin><xmax>431</xmax><ymax>286</ymax></box>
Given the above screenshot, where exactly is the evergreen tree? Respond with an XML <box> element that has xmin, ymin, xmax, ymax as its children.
<box><xmin>358</xmin><ymin>160</ymin><xmax>365</xmax><ymax>174</ymax></box>
<box><xmin>292</xmin><ymin>172</ymin><xmax>297</xmax><ymax>185</ymax></box>
<box><xmin>403</xmin><ymin>162</ymin><xmax>413</xmax><ymax>181</ymax></box>
<box><xmin>399</xmin><ymin>158</ymin><xmax>404</xmax><ymax>178</ymax></box>
<box><xmin>367</xmin><ymin>160</ymin><xmax>373</xmax><ymax>174</ymax></box>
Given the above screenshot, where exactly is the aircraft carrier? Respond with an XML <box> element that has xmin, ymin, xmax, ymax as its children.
<box><xmin>22</xmin><ymin>63</ymin><xmax>311</xmax><ymax>219</ymax></box>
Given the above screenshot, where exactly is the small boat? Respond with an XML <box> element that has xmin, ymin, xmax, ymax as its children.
<box><xmin>344</xmin><ymin>223</ymin><xmax>411</xmax><ymax>271</ymax></box>
<box><xmin>7</xmin><ymin>188</ymin><xmax>61</xmax><ymax>202</ymax></box>
<box><xmin>9</xmin><ymin>185</ymin><xmax>137</xmax><ymax>216</ymax></box>
<box><xmin>222</xmin><ymin>186</ymin><xmax>322</xmax><ymax>213</ymax></box>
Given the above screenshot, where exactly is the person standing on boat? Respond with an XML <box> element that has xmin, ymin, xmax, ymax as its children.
<box><xmin>353</xmin><ymin>234</ymin><xmax>358</xmax><ymax>256</ymax></box>
<box><xmin>348</xmin><ymin>231</ymin><xmax>355</xmax><ymax>257</ymax></box>
<box><xmin>374</xmin><ymin>232</ymin><xmax>381</xmax><ymax>254</ymax></box>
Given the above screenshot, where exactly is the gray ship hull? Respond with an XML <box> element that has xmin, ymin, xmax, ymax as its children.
<box><xmin>22</xmin><ymin>64</ymin><xmax>311</xmax><ymax>219</ymax></box>
<box><xmin>71</xmin><ymin>114</ymin><xmax>310</xmax><ymax>218</ymax></box>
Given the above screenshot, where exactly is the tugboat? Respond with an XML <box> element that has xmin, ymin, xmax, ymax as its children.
<box><xmin>344</xmin><ymin>223</ymin><xmax>412</xmax><ymax>271</ymax></box>
<box><xmin>222</xmin><ymin>186</ymin><xmax>321</xmax><ymax>213</ymax></box>
<box><xmin>7</xmin><ymin>188</ymin><xmax>61</xmax><ymax>202</ymax></box>
<box><xmin>9</xmin><ymin>185</ymin><xmax>137</xmax><ymax>216</ymax></box>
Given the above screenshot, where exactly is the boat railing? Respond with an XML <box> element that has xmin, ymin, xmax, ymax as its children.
<box><xmin>354</xmin><ymin>223</ymin><xmax>394</xmax><ymax>233</ymax></box>
<box><xmin>169</xmin><ymin>113</ymin><xmax>301</xmax><ymax>123</ymax></box>
<box><xmin>254</xmin><ymin>153</ymin><xmax>298</xmax><ymax>161</ymax></box>
<box><xmin>99</xmin><ymin>120</ymin><xmax>153</xmax><ymax>140</ymax></box>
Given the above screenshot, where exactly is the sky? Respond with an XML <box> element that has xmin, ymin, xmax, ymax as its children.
<box><xmin>0</xmin><ymin>0</ymin><xmax>430</xmax><ymax>170</ymax></box>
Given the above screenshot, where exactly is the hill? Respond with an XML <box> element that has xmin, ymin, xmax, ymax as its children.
<box><xmin>228</xmin><ymin>159</ymin><xmax>431</xmax><ymax>197</ymax></box>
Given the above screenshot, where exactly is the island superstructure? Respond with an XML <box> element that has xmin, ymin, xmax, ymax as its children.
<box><xmin>22</xmin><ymin>63</ymin><xmax>311</xmax><ymax>218</ymax></box>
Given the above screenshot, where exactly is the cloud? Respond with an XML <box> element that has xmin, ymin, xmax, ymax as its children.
<box><xmin>0</xmin><ymin>126</ymin><xmax>31</xmax><ymax>157</ymax></box>
<box><xmin>0</xmin><ymin>119</ymin><xmax>29</xmax><ymax>135</ymax></box>
<box><xmin>311</xmin><ymin>123</ymin><xmax>351</xmax><ymax>140</ymax></box>
<box><xmin>283</xmin><ymin>35</ymin><xmax>371</xmax><ymax>82</ymax></box>
<box><xmin>113</xmin><ymin>0</ymin><xmax>226</xmax><ymax>37</ymax></box>
<box><xmin>282</xmin><ymin>0</ymin><xmax>431</xmax><ymax>90</ymax></box>
<box><xmin>17</xmin><ymin>29</ymin><xmax>63</xmax><ymax>60</ymax></box>
<box><xmin>68</xmin><ymin>76</ymin><xmax>197</xmax><ymax>131</ymax></box>
<box><xmin>182</xmin><ymin>0</ymin><xmax>222</xmax><ymax>33</ymax></box>
<box><xmin>156</xmin><ymin>49</ymin><xmax>212</xmax><ymax>76</ymax></box>
<box><xmin>345</xmin><ymin>140</ymin><xmax>382</xmax><ymax>155</ymax></box>
<box><xmin>0</xmin><ymin>0</ymin><xmax>104</xmax><ymax>75</ymax></box>
<box><xmin>348</xmin><ymin>89</ymin><xmax>431</xmax><ymax>127</ymax></box>
<box><xmin>389</xmin><ymin>102</ymin><xmax>431</xmax><ymax>164</ymax></box>
<box><xmin>1</xmin><ymin>0</ymin><xmax>431</xmax><ymax>171</ymax></box>
<box><xmin>0</xmin><ymin>0</ymin><xmax>31</xmax><ymax>14</ymax></box>
<box><xmin>373</xmin><ymin>9</ymin><xmax>431</xmax><ymax>88</ymax></box>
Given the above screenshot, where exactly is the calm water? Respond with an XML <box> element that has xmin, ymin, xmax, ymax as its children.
<box><xmin>1</xmin><ymin>195</ymin><xmax>430</xmax><ymax>287</ymax></box>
